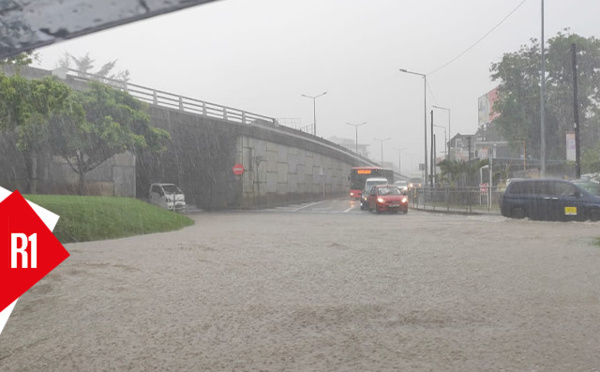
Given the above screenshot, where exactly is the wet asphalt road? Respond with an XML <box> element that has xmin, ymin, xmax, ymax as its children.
<box><xmin>2</xmin><ymin>198</ymin><xmax>600</xmax><ymax>371</ymax></box>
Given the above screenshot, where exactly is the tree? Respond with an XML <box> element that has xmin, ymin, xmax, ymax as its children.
<box><xmin>438</xmin><ymin>159</ymin><xmax>489</xmax><ymax>188</ymax></box>
<box><xmin>581</xmin><ymin>142</ymin><xmax>600</xmax><ymax>173</ymax></box>
<box><xmin>490</xmin><ymin>30</ymin><xmax>600</xmax><ymax>164</ymax></box>
<box><xmin>0</xmin><ymin>73</ymin><xmax>73</xmax><ymax>192</ymax></box>
<box><xmin>48</xmin><ymin>82</ymin><xmax>170</xmax><ymax>194</ymax></box>
<box><xmin>0</xmin><ymin>51</ymin><xmax>38</xmax><ymax>69</ymax></box>
<box><xmin>59</xmin><ymin>52</ymin><xmax>130</xmax><ymax>85</ymax></box>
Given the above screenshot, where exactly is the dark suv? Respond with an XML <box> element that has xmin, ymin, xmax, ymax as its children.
<box><xmin>500</xmin><ymin>179</ymin><xmax>600</xmax><ymax>221</ymax></box>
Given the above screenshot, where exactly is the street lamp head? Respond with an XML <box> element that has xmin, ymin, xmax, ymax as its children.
<box><xmin>346</xmin><ymin>121</ymin><xmax>367</xmax><ymax>127</ymax></box>
<box><xmin>399</xmin><ymin>68</ymin><xmax>425</xmax><ymax>77</ymax></box>
<box><xmin>301</xmin><ymin>92</ymin><xmax>327</xmax><ymax>99</ymax></box>
<box><xmin>301</xmin><ymin>91</ymin><xmax>327</xmax><ymax>137</ymax></box>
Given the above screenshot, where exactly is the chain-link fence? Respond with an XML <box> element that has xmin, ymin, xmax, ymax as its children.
<box><xmin>408</xmin><ymin>186</ymin><xmax>502</xmax><ymax>214</ymax></box>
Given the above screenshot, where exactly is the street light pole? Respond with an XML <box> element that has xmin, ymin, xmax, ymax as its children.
<box><xmin>301</xmin><ymin>91</ymin><xmax>327</xmax><ymax>136</ymax></box>
<box><xmin>433</xmin><ymin>124</ymin><xmax>447</xmax><ymax>157</ymax></box>
<box><xmin>399</xmin><ymin>68</ymin><xmax>427</xmax><ymax>188</ymax></box>
<box><xmin>375</xmin><ymin>137</ymin><xmax>391</xmax><ymax>166</ymax></box>
<box><xmin>345</xmin><ymin>122</ymin><xmax>367</xmax><ymax>154</ymax></box>
<box><xmin>433</xmin><ymin>105</ymin><xmax>451</xmax><ymax>160</ymax></box>
<box><xmin>394</xmin><ymin>147</ymin><xmax>406</xmax><ymax>174</ymax></box>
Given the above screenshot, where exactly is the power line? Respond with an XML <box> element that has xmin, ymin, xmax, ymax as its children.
<box><xmin>427</xmin><ymin>0</ymin><xmax>529</xmax><ymax>76</ymax></box>
<box><xmin>426</xmin><ymin>80</ymin><xmax>439</xmax><ymax>106</ymax></box>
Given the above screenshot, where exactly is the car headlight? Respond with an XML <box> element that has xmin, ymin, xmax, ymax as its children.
<box><xmin>377</xmin><ymin>197</ymin><xmax>385</xmax><ymax>203</ymax></box>
<box><xmin>401</xmin><ymin>197</ymin><xmax>408</xmax><ymax>203</ymax></box>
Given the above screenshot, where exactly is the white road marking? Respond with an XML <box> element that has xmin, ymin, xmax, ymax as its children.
<box><xmin>292</xmin><ymin>200</ymin><xmax>327</xmax><ymax>212</ymax></box>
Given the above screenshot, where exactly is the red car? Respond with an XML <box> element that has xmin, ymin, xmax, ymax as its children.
<box><xmin>367</xmin><ymin>184</ymin><xmax>409</xmax><ymax>214</ymax></box>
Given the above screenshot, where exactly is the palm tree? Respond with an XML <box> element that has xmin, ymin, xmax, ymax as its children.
<box><xmin>58</xmin><ymin>52</ymin><xmax>129</xmax><ymax>85</ymax></box>
<box><xmin>439</xmin><ymin>159</ymin><xmax>489</xmax><ymax>188</ymax></box>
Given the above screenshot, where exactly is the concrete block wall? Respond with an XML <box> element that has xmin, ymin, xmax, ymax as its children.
<box><xmin>236</xmin><ymin>135</ymin><xmax>352</xmax><ymax>207</ymax></box>
<box><xmin>46</xmin><ymin>152</ymin><xmax>136</xmax><ymax>196</ymax></box>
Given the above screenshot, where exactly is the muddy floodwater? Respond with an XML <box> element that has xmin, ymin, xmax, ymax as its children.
<box><xmin>2</xmin><ymin>211</ymin><xmax>600</xmax><ymax>371</ymax></box>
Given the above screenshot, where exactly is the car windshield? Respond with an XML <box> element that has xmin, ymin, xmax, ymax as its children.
<box><xmin>366</xmin><ymin>180</ymin><xmax>387</xmax><ymax>189</ymax></box>
<box><xmin>162</xmin><ymin>185</ymin><xmax>182</xmax><ymax>194</ymax></box>
<box><xmin>573</xmin><ymin>181</ymin><xmax>600</xmax><ymax>195</ymax></box>
<box><xmin>378</xmin><ymin>187</ymin><xmax>401</xmax><ymax>196</ymax></box>
<box><xmin>2</xmin><ymin>2</ymin><xmax>600</xmax><ymax>371</ymax></box>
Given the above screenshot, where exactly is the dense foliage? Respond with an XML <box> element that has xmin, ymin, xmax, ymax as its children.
<box><xmin>490</xmin><ymin>30</ymin><xmax>600</xmax><ymax>171</ymax></box>
<box><xmin>0</xmin><ymin>64</ymin><xmax>169</xmax><ymax>194</ymax></box>
<box><xmin>438</xmin><ymin>159</ymin><xmax>489</xmax><ymax>188</ymax></box>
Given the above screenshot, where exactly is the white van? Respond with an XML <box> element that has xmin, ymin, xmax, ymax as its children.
<box><xmin>149</xmin><ymin>183</ymin><xmax>187</xmax><ymax>211</ymax></box>
<box><xmin>394</xmin><ymin>180</ymin><xmax>408</xmax><ymax>191</ymax></box>
<box><xmin>360</xmin><ymin>177</ymin><xmax>389</xmax><ymax>210</ymax></box>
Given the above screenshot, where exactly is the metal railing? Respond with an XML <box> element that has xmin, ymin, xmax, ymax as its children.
<box><xmin>409</xmin><ymin>186</ymin><xmax>502</xmax><ymax>214</ymax></box>
<box><xmin>62</xmin><ymin>68</ymin><xmax>381</xmax><ymax>168</ymax></box>
<box><xmin>65</xmin><ymin>69</ymin><xmax>277</xmax><ymax>126</ymax></box>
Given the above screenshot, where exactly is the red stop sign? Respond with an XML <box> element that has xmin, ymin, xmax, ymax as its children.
<box><xmin>232</xmin><ymin>164</ymin><xmax>245</xmax><ymax>175</ymax></box>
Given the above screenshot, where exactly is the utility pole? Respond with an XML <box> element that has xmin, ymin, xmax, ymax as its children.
<box><xmin>540</xmin><ymin>0</ymin><xmax>546</xmax><ymax>177</ymax></box>
<box><xmin>433</xmin><ymin>105</ymin><xmax>451</xmax><ymax>160</ymax></box>
<box><xmin>433</xmin><ymin>134</ymin><xmax>437</xmax><ymax>186</ymax></box>
<box><xmin>572</xmin><ymin>43</ymin><xmax>581</xmax><ymax>179</ymax></box>
<box><xmin>433</xmin><ymin>124</ymin><xmax>447</xmax><ymax>158</ymax></box>
<box><xmin>430</xmin><ymin>110</ymin><xmax>434</xmax><ymax>188</ymax></box>
<box><xmin>468</xmin><ymin>136</ymin><xmax>472</xmax><ymax>161</ymax></box>
<box><xmin>521</xmin><ymin>140</ymin><xmax>527</xmax><ymax>171</ymax></box>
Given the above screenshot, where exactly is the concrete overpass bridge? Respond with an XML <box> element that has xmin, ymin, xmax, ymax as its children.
<box><xmin>2</xmin><ymin>66</ymin><xmax>408</xmax><ymax>209</ymax></box>
<box><xmin>65</xmin><ymin>69</ymin><xmax>406</xmax><ymax>210</ymax></box>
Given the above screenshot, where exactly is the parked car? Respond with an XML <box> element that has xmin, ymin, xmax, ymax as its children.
<box><xmin>499</xmin><ymin>178</ymin><xmax>600</xmax><ymax>221</ymax></box>
<box><xmin>569</xmin><ymin>179</ymin><xmax>600</xmax><ymax>195</ymax></box>
<box><xmin>367</xmin><ymin>184</ymin><xmax>409</xmax><ymax>214</ymax></box>
<box><xmin>149</xmin><ymin>183</ymin><xmax>187</xmax><ymax>211</ymax></box>
<box><xmin>360</xmin><ymin>177</ymin><xmax>389</xmax><ymax>210</ymax></box>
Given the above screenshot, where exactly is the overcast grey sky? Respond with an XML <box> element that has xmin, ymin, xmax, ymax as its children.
<box><xmin>35</xmin><ymin>0</ymin><xmax>600</xmax><ymax>174</ymax></box>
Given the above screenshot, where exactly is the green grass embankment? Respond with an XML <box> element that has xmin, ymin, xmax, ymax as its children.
<box><xmin>24</xmin><ymin>195</ymin><xmax>194</xmax><ymax>244</ymax></box>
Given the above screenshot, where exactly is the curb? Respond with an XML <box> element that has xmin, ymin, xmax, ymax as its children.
<box><xmin>412</xmin><ymin>206</ymin><xmax>500</xmax><ymax>216</ymax></box>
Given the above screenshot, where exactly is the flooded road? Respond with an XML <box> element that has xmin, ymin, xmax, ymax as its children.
<box><xmin>2</xmin><ymin>201</ymin><xmax>600</xmax><ymax>371</ymax></box>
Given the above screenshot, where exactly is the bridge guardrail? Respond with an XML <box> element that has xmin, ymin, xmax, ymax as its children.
<box><xmin>66</xmin><ymin>69</ymin><xmax>277</xmax><ymax>126</ymax></box>
<box><xmin>64</xmin><ymin>69</ymin><xmax>382</xmax><ymax>168</ymax></box>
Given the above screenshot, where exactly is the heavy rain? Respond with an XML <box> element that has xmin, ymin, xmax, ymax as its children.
<box><xmin>1</xmin><ymin>1</ymin><xmax>600</xmax><ymax>371</ymax></box>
